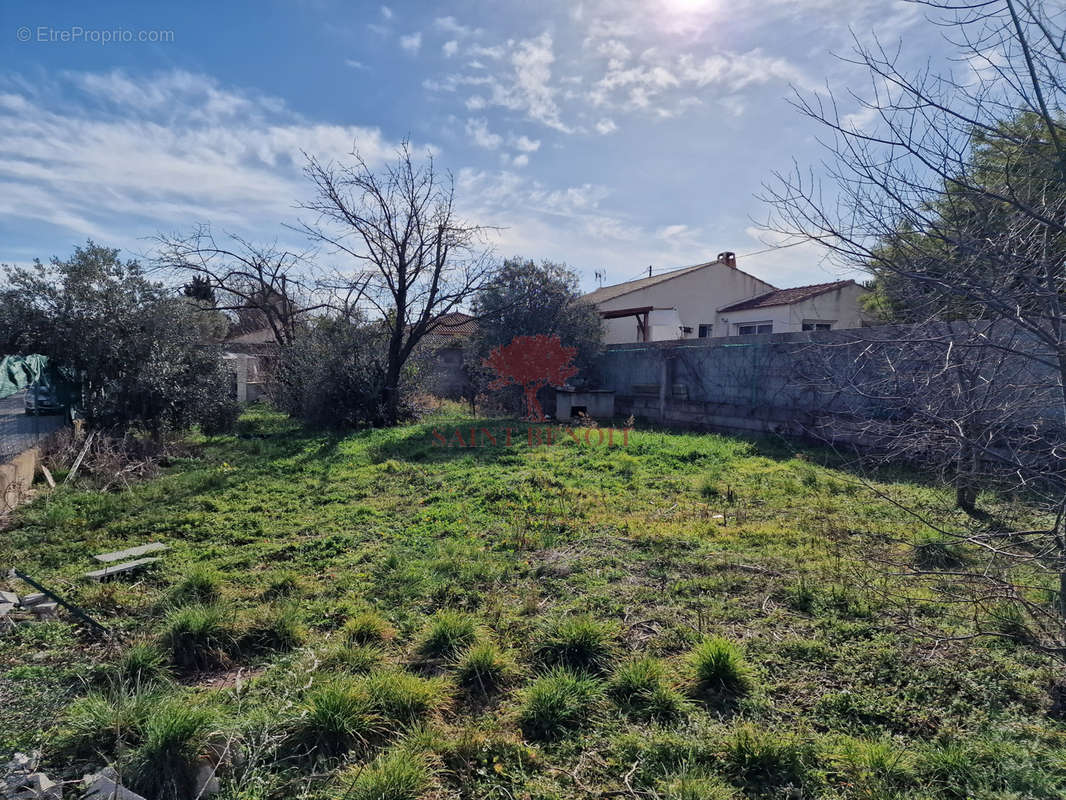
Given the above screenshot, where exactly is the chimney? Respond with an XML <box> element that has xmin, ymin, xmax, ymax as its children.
<box><xmin>717</xmin><ymin>251</ymin><xmax>736</xmax><ymax>268</ymax></box>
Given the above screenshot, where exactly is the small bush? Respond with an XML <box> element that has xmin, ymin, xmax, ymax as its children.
<box><xmin>518</xmin><ymin>667</ymin><xmax>604</xmax><ymax>741</ymax></box>
<box><xmin>362</xmin><ymin>669</ymin><xmax>451</xmax><ymax>728</ymax></box>
<box><xmin>416</xmin><ymin>610</ymin><xmax>479</xmax><ymax>659</ymax></box>
<box><xmin>169</xmin><ymin>566</ymin><xmax>221</xmax><ymax>605</ymax></box>
<box><xmin>455</xmin><ymin>642</ymin><xmax>518</xmax><ymax>694</ymax></box>
<box><xmin>535</xmin><ymin>616</ymin><xmax>617</xmax><ymax>675</ymax></box>
<box><xmin>343</xmin><ymin>610</ymin><xmax>397</xmax><ymax>645</ymax></box>
<box><xmin>335</xmin><ymin>748</ymin><xmax>431</xmax><ymax>800</ymax></box>
<box><xmin>241</xmin><ymin>603</ymin><xmax>306</xmax><ymax>653</ymax></box>
<box><xmin>289</xmin><ymin>677</ymin><xmax>382</xmax><ymax>759</ymax></box>
<box><xmin>160</xmin><ymin>604</ymin><xmax>238</xmax><ymax>671</ymax></box>
<box><xmin>127</xmin><ymin>700</ymin><xmax>220</xmax><ymax>800</ymax></box>
<box><xmin>688</xmin><ymin>637</ymin><xmax>754</xmax><ymax>698</ymax></box>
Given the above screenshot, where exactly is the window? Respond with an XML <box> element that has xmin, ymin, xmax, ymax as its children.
<box><xmin>698</xmin><ymin>324</ymin><xmax>713</xmax><ymax>338</ymax></box>
<box><xmin>736</xmin><ymin>322</ymin><xmax>773</xmax><ymax>335</ymax></box>
<box><xmin>802</xmin><ymin>321</ymin><xmax>833</xmax><ymax>332</ymax></box>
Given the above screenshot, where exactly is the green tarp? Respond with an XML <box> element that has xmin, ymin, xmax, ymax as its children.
<box><xmin>0</xmin><ymin>354</ymin><xmax>49</xmax><ymax>400</ymax></box>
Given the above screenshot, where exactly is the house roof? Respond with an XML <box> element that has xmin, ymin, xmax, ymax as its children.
<box><xmin>425</xmin><ymin>311</ymin><xmax>476</xmax><ymax>337</ymax></box>
<box><xmin>716</xmin><ymin>280</ymin><xmax>861</xmax><ymax>313</ymax></box>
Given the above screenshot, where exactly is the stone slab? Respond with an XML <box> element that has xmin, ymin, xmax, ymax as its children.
<box><xmin>93</xmin><ymin>542</ymin><xmax>169</xmax><ymax>563</ymax></box>
<box><xmin>84</xmin><ymin>557</ymin><xmax>161</xmax><ymax>581</ymax></box>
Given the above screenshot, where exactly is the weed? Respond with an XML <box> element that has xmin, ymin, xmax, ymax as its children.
<box><xmin>322</xmin><ymin>642</ymin><xmax>385</xmax><ymax>674</ymax></box>
<box><xmin>261</xmin><ymin>569</ymin><xmax>304</xmax><ymax>600</ymax></box>
<box><xmin>57</xmin><ymin>686</ymin><xmax>160</xmax><ymax>759</ymax></box>
<box><xmin>535</xmin><ymin>616</ymin><xmax>617</xmax><ymax>675</ymax></box>
<box><xmin>912</xmin><ymin>531</ymin><xmax>965</xmax><ymax>570</ymax></box>
<box><xmin>785</xmin><ymin>578</ymin><xmax>818</xmax><ymax>613</ymax></box>
<box><xmin>159</xmin><ymin>604</ymin><xmax>238</xmax><ymax>671</ymax></box>
<box><xmin>455</xmin><ymin>642</ymin><xmax>518</xmax><ymax>694</ymax></box>
<box><xmin>721</xmin><ymin>724</ymin><xmax>814</xmax><ymax>791</ymax></box>
<box><xmin>416</xmin><ymin>610</ymin><xmax>479</xmax><ymax>659</ymax></box>
<box><xmin>688</xmin><ymin>637</ymin><xmax>754</xmax><ymax>699</ymax></box>
<box><xmin>518</xmin><ymin>667</ymin><xmax>604</xmax><ymax>741</ymax></box>
<box><xmin>661</xmin><ymin>771</ymin><xmax>739</xmax><ymax>800</ymax></box>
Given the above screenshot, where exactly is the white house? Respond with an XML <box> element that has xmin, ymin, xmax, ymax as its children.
<box><xmin>583</xmin><ymin>252</ymin><xmax>872</xmax><ymax>343</ymax></box>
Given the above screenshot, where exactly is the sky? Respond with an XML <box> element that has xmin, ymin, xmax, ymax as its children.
<box><xmin>0</xmin><ymin>0</ymin><xmax>953</xmax><ymax>292</ymax></box>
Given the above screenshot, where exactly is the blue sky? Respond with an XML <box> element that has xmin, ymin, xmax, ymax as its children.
<box><xmin>0</xmin><ymin>0</ymin><xmax>951</xmax><ymax>290</ymax></box>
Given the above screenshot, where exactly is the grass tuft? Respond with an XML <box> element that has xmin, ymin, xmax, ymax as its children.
<box><xmin>335</xmin><ymin>748</ymin><xmax>431</xmax><ymax>800</ymax></box>
<box><xmin>455</xmin><ymin>642</ymin><xmax>518</xmax><ymax>694</ymax></box>
<box><xmin>534</xmin><ymin>616</ymin><xmax>617</xmax><ymax>675</ymax></box>
<box><xmin>127</xmin><ymin>699</ymin><xmax>220</xmax><ymax>800</ymax></box>
<box><xmin>518</xmin><ymin>667</ymin><xmax>604</xmax><ymax>741</ymax></box>
<box><xmin>169</xmin><ymin>566</ymin><xmax>222</xmax><ymax>605</ymax></box>
<box><xmin>688</xmin><ymin>637</ymin><xmax>754</xmax><ymax>698</ymax></box>
<box><xmin>343</xmin><ymin>609</ymin><xmax>397</xmax><ymax>645</ymax></box>
<box><xmin>608</xmin><ymin>657</ymin><xmax>690</xmax><ymax>723</ymax></box>
<box><xmin>159</xmin><ymin>604</ymin><xmax>238</xmax><ymax>671</ymax></box>
<box><xmin>416</xmin><ymin>610</ymin><xmax>479</xmax><ymax>659</ymax></box>
<box><xmin>361</xmin><ymin>669</ymin><xmax>451</xmax><ymax>728</ymax></box>
<box><xmin>288</xmin><ymin>677</ymin><xmax>382</xmax><ymax>759</ymax></box>
<box><xmin>241</xmin><ymin>603</ymin><xmax>306</xmax><ymax>653</ymax></box>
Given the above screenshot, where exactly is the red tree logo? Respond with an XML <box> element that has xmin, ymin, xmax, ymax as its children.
<box><xmin>483</xmin><ymin>334</ymin><xmax>578</xmax><ymax>421</ymax></box>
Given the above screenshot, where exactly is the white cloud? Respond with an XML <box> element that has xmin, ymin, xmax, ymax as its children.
<box><xmin>595</xmin><ymin>118</ymin><xmax>618</xmax><ymax>134</ymax></box>
<box><xmin>465</xmin><ymin>117</ymin><xmax>502</xmax><ymax>149</ymax></box>
<box><xmin>465</xmin><ymin>95</ymin><xmax>486</xmax><ymax>110</ymax></box>
<box><xmin>380</xmin><ymin>5</ymin><xmax>393</xmax><ymax>19</ymax></box>
<box><xmin>344</xmin><ymin>59</ymin><xmax>369</xmax><ymax>70</ymax></box>
<box><xmin>0</xmin><ymin>69</ymin><xmax>402</xmax><ymax>244</ymax></box>
<box><xmin>512</xmin><ymin>154</ymin><xmax>529</xmax><ymax>167</ymax></box>
<box><xmin>400</xmin><ymin>32</ymin><xmax>422</xmax><ymax>53</ymax></box>
<box><xmin>442</xmin><ymin>40</ymin><xmax>459</xmax><ymax>58</ymax></box>
<box><xmin>510</xmin><ymin>134</ymin><xmax>541</xmax><ymax>152</ymax></box>
<box><xmin>434</xmin><ymin>16</ymin><xmax>479</xmax><ymax>37</ymax></box>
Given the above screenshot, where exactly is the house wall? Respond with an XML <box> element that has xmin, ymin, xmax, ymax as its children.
<box><xmin>714</xmin><ymin>283</ymin><xmax>872</xmax><ymax>336</ymax></box>
<box><xmin>597</xmin><ymin>264</ymin><xmax>775</xmax><ymax>344</ymax></box>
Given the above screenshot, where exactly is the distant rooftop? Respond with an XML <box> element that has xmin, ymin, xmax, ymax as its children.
<box><xmin>717</xmin><ymin>280</ymin><xmax>859</xmax><ymax>313</ymax></box>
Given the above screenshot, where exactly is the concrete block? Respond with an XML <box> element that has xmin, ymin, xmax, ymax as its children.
<box><xmin>0</xmin><ymin>603</ymin><xmax>14</xmax><ymax>617</ymax></box>
<box><xmin>19</xmin><ymin>593</ymin><xmax>46</xmax><ymax>607</ymax></box>
<box><xmin>82</xmin><ymin>768</ymin><xmax>147</xmax><ymax>800</ymax></box>
<box><xmin>84</xmin><ymin>557</ymin><xmax>161</xmax><ymax>581</ymax></box>
<box><xmin>0</xmin><ymin>590</ymin><xmax>18</xmax><ymax>604</ymax></box>
<box><xmin>93</xmin><ymin>542</ymin><xmax>168</xmax><ymax>563</ymax></box>
<box><xmin>29</xmin><ymin>602</ymin><xmax>58</xmax><ymax>618</ymax></box>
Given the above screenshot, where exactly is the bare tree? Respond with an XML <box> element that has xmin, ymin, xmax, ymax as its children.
<box><xmin>761</xmin><ymin>0</ymin><xmax>1066</xmax><ymax>655</ymax></box>
<box><xmin>297</xmin><ymin>140</ymin><xmax>496</xmax><ymax>425</ymax></box>
<box><xmin>155</xmin><ymin>226</ymin><xmax>331</xmax><ymax>346</ymax></box>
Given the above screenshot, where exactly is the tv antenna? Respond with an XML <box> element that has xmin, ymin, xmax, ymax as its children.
<box><xmin>594</xmin><ymin>269</ymin><xmax>606</xmax><ymax>287</ymax></box>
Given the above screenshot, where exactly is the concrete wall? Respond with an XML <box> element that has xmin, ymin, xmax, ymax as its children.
<box><xmin>715</xmin><ymin>283</ymin><xmax>873</xmax><ymax>335</ymax></box>
<box><xmin>595</xmin><ymin>325</ymin><xmax>1062</xmax><ymax>443</ymax></box>
<box><xmin>598</xmin><ymin>264</ymin><xmax>775</xmax><ymax>344</ymax></box>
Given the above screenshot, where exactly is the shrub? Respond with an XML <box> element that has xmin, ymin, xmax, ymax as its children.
<box><xmin>169</xmin><ymin>566</ymin><xmax>221</xmax><ymax>605</ymax></box>
<box><xmin>160</xmin><ymin>604</ymin><xmax>238</xmax><ymax>671</ymax></box>
<box><xmin>455</xmin><ymin>642</ymin><xmax>518</xmax><ymax>694</ymax></box>
<box><xmin>127</xmin><ymin>700</ymin><xmax>220</xmax><ymax>800</ymax></box>
<box><xmin>335</xmin><ymin>749</ymin><xmax>431</xmax><ymax>800</ymax></box>
<box><xmin>241</xmin><ymin>603</ymin><xmax>306</xmax><ymax>653</ymax></box>
<box><xmin>361</xmin><ymin>669</ymin><xmax>451</xmax><ymax>728</ymax></box>
<box><xmin>289</xmin><ymin>678</ymin><xmax>382</xmax><ymax>759</ymax></box>
<box><xmin>343</xmin><ymin>610</ymin><xmax>397</xmax><ymax>645</ymax></box>
<box><xmin>608</xmin><ymin>657</ymin><xmax>690</xmax><ymax>724</ymax></box>
<box><xmin>534</xmin><ymin>616</ymin><xmax>617</xmax><ymax>675</ymax></box>
<box><xmin>518</xmin><ymin>667</ymin><xmax>604</xmax><ymax>741</ymax></box>
<box><xmin>416</xmin><ymin>610</ymin><xmax>479</xmax><ymax>660</ymax></box>
<box><xmin>688</xmin><ymin>637</ymin><xmax>754</xmax><ymax>698</ymax></box>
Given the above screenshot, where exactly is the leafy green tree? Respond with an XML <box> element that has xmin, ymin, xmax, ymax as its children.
<box><xmin>1</xmin><ymin>241</ymin><xmax>238</xmax><ymax>436</ymax></box>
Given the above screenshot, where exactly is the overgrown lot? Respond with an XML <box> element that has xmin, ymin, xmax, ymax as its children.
<box><xmin>2</xmin><ymin>406</ymin><xmax>1064</xmax><ymax>799</ymax></box>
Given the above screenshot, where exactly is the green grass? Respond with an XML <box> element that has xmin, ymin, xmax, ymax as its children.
<box><xmin>1</xmin><ymin>406</ymin><xmax>1064</xmax><ymax>798</ymax></box>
